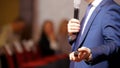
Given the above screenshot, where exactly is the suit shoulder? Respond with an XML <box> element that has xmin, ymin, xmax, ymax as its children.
<box><xmin>104</xmin><ymin>2</ymin><xmax>120</xmax><ymax>17</ymax></box>
<box><xmin>101</xmin><ymin>2</ymin><xmax>120</xmax><ymax>26</ymax></box>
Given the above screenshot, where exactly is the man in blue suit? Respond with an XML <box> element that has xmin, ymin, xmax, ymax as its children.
<box><xmin>68</xmin><ymin>0</ymin><xmax>120</xmax><ymax>68</ymax></box>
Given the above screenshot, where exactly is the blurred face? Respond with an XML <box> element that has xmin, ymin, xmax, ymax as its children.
<box><xmin>84</xmin><ymin>0</ymin><xmax>94</xmax><ymax>4</ymax></box>
<box><xmin>13</xmin><ymin>22</ymin><xmax>25</xmax><ymax>33</ymax></box>
<box><xmin>44</xmin><ymin>22</ymin><xmax>54</xmax><ymax>35</ymax></box>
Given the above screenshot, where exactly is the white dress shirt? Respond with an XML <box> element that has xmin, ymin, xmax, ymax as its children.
<box><xmin>81</xmin><ymin>0</ymin><xmax>103</xmax><ymax>36</ymax></box>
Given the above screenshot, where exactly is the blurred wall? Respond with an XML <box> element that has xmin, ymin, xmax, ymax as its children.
<box><xmin>20</xmin><ymin>0</ymin><xmax>33</xmax><ymax>23</ymax></box>
<box><xmin>0</xmin><ymin>0</ymin><xmax>19</xmax><ymax>25</ymax></box>
<box><xmin>35</xmin><ymin>0</ymin><xmax>120</xmax><ymax>25</ymax></box>
<box><xmin>34</xmin><ymin>0</ymin><xmax>87</xmax><ymax>27</ymax></box>
<box><xmin>115</xmin><ymin>0</ymin><xmax>120</xmax><ymax>4</ymax></box>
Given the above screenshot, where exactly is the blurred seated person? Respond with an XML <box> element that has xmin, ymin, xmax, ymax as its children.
<box><xmin>57</xmin><ymin>19</ymin><xmax>71</xmax><ymax>54</ymax></box>
<box><xmin>0</xmin><ymin>17</ymin><xmax>25</xmax><ymax>68</ymax></box>
<box><xmin>38</xmin><ymin>20</ymin><xmax>58</xmax><ymax>57</ymax></box>
<box><xmin>0</xmin><ymin>17</ymin><xmax>25</xmax><ymax>48</ymax></box>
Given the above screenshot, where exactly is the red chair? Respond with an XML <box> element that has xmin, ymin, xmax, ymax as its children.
<box><xmin>43</xmin><ymin>54</ymin><xmax>68</xmax><ymax>63</ymax></box>
<box><xmin>4</xmin><ymin>45</ymin><xmax>15</xmax><ymax>68</ymax></box>
<box><xmin>22</xmin><ymin>40</ymin><xmax>41</xmax><ymax>61</ymax></box>
<box><xmin>31</xmin><ymin>44</ymin><xmax>42</xmax><ymax>59</ymax></box>
<box><xmin>13</xmin><ymin>41</ymin><xmax>27</xmax><ymax>68</ymax></box>
<box><xmin>21</xmin><ymin>54</ymin><xmax>68</xmax><ymax>68</ymax></box>
<box><xmin>13</xmin><ymin>40</ymin><xmax>69</xmax><ymax>68</ymax></box>
<box><xmin>13</xmin><ymin>41</ymin><xmax>49</xmax><ymax>68</ymax></box>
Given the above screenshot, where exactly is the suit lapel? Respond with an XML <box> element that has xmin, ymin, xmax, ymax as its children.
<box><xmin>75</xmin><ymin>5</ymin><xmax>102</xmax><ymax>50</ymax></box>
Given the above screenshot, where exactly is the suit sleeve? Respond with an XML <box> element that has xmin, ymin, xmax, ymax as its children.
<box><xmin>88</xmin><ymin>8</ymin><xmax>120</xmax><ymax>65</ymax></box>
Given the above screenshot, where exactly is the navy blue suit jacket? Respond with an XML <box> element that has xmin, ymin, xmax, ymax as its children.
<box><xmin>69</xmin><ymin>0</ymin><xmax>120</xmax><ymax>68</ymax></box>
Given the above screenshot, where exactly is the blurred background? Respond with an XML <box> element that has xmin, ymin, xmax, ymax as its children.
<box><xmin>0</xmin><ymin>0</ymin><xmax>119</xmax><ymax>68</ymax></box>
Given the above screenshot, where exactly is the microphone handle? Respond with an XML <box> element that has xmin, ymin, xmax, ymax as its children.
<box><xmin>74</xmin><ymin>51</ymin><xmax>79</xmax><ymax>57</ymax></box>
<box><xmin>73</xmin><ymin>8</ymin><xmax>79</xmax><ymax>35</ymax></box>
<box><xmin>74</xmin><ymin>8</ymin><xmax>79</xmax><ymax>19</ymax></box>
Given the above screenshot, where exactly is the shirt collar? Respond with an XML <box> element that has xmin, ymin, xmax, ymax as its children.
<box><xmin>91</xmin><ymin>0</ymin><xmax>103</xmax><ymax>7</ymax></box>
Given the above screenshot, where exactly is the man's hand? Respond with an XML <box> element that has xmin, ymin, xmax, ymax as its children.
<box><xmin>68</xmin><ymin>19</ymin><xmax>80</xmax><ymax>35</ymax></box>
<box><xmin>69</xmin><ymin>47</ymin><xmax>92</xmax><ymax>62</ymax></box>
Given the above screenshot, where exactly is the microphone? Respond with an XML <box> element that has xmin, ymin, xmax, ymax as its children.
<box><xmin>73</xmin><ymin>0</ymin><xmax>81</xmax><ymax>56</ymax></box>
<box><xmin>72</xmin><ymin>0</ymin><xmax>81</xmax><ymax>35</ymax></box>
<box><xmin>74</xmin><ymin>0</ymin><xmax>81</xmax><ymax>19</ymax></box>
